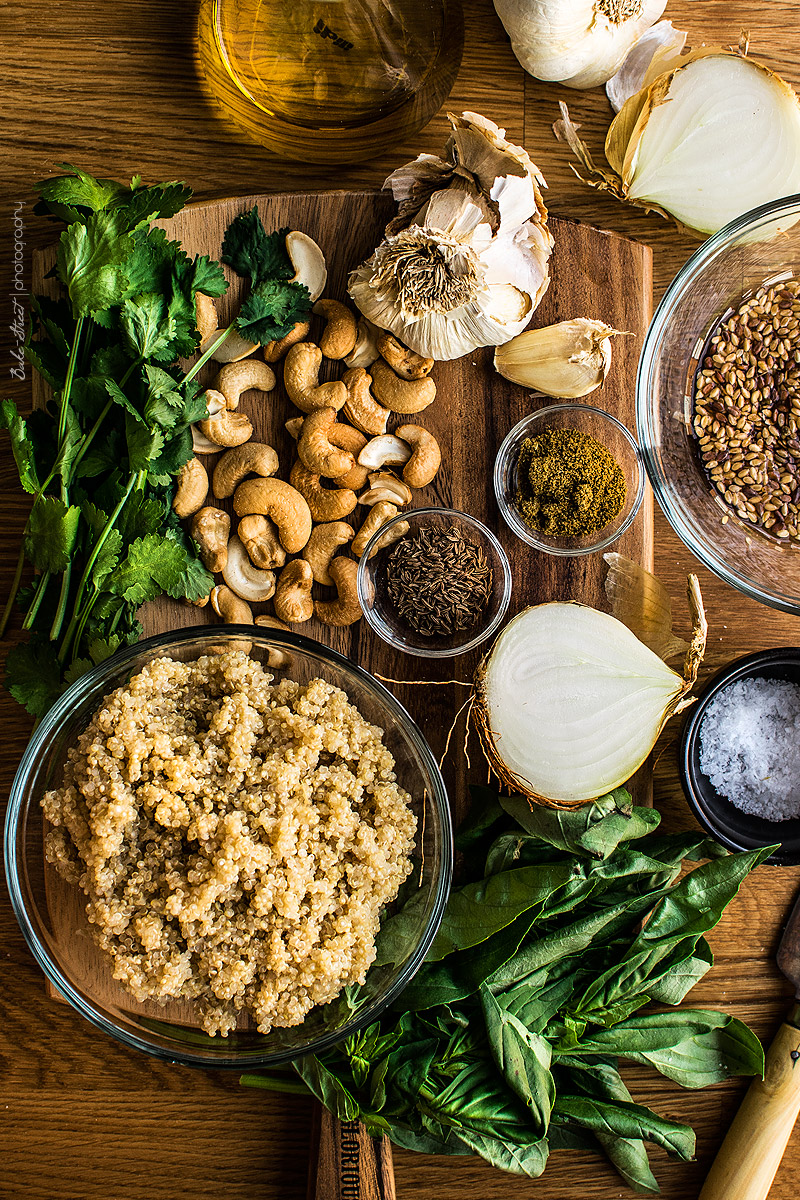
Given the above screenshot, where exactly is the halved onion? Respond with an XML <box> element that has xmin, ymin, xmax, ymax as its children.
<box><xmin>474</xmin><ymin>578</ymin><xmax>706</xmax><ymax>808</ymax></box>
<box><xmin>558</xmin><ymin>49</ymin><xmax>800</xmax><ymax>236</ymax></box>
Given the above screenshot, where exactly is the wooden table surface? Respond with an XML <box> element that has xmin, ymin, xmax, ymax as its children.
<box><xmin>2</xmin><ymin>2</ymin><xmax>799</xmax><ymax>1198</ymax></box>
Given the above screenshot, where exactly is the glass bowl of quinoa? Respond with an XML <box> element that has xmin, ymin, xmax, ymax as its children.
<box><xmin>5</xmin><ymin>626</ymin><xmax>452</xmax><ymax>1067</ymax></box>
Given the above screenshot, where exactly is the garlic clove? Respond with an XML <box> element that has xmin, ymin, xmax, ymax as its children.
<box><xmin>494</xmin><ymin>318</ymin><xmax>630</xmax><ymax>398</ymax></box>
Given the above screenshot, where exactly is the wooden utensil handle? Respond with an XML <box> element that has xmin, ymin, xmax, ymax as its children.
<box><xmin>698</xmin><ymin>1010</ymin><xmax>800</xmax><ymax>1200</ymax></box>
<box><xmin>307</xmin><ymin>1103</ymin><xmax>396</xmax><ymax>1200</ymax></box>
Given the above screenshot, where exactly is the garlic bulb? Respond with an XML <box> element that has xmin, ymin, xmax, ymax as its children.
<box><xmin>494</xmin><ymin>318</ymin><xmax>627</xmax><ymax>398</ymax></box>
<box><xmin>493</xmin><ymin>0</ymin><xmax>667</xmax><ymax>90</ymax></box>
<box><xmin>558</xmin><ymin>49</ymin><xmax>800</xmax><ymax>236</ymax></box>
<box><xmin>348</xmin><ymin>112</ymin><xmax>553</xmax><ymax>361</ymax></box>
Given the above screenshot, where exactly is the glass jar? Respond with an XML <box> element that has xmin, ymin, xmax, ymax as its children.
<box><xmin>197</xmin><ymin>0</ymin><xmax>464</xmax><ymax>163</ymax></box>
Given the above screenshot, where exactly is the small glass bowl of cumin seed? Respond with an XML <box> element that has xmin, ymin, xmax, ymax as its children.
<box><xmin>357</xmin><ymin>508</ymin><xmax>512</xmax><ymax>657</ymax></box>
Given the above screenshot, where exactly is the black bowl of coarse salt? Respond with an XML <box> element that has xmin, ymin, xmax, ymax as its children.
<box><xmin>680</xmin><ymin>649</ymin><xmax>800</xmax><ymax>866</ymax></box>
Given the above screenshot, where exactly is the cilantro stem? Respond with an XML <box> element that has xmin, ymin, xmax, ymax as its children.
<box><xmin>59</xmin><ymin>469</ymin><xmax>142</xmax><ymax>664</ymax></box>
<box><xmin>49</xmin><ymin>561</ymin><xmax>72</xmax><ymax>642</ymax></box>
<box><xmin>57</xmin><ymin>316</ymin><xmax>85</xmax><ymax>446</ymax></box>
<box><xmin>0</xmin><ymin>545</ymin><xmax>26</xmax><ymax>637</ymax></box>
<box><xmin>180</xmin><ymin>325</ymin><xmax>235</xmax><ymax>387</ymax></box>
<box><xmin>69</xmin><ymin>589</ymin><xmax>100</xmax><ymax>665</ymax></box>
<box><xmin>22</xmin><ymin>570</ymin><xmax>51</xmax><ymax>630</ymax></box>
<box><xmin>67</xmin><ymin>398</ymin><xmax>112</xmax><ymax>485</ymax></box>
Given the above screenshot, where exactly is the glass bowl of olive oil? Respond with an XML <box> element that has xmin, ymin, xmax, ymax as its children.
<box><xmin>494</xmin><ymin>404</ymin><xmax>645</xmax><ymax>556</ymax></box>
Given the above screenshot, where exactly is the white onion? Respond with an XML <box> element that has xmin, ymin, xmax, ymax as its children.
<box><xmin>475</xmin><ymin>596</ymin><xmax>704</xmax><ymax>806</ymax></box>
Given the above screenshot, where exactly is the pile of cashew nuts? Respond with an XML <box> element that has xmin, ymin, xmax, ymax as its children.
<box><xmin>174</xmin><ymin>232</ymin><xmax>442</xmax><ymax>632</ymax></box>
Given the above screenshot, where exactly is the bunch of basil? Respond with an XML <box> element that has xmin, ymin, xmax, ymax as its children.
<box><xmin>243</xmin><ymin>788</ymin><xmax>772</xmax><ymax>1194</ymax></box>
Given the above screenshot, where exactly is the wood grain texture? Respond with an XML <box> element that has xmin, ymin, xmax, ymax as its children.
<box><xmin>1</xmin><ymin>1</ymin><xmax>800</xmax><ymax>1198</ymax></box>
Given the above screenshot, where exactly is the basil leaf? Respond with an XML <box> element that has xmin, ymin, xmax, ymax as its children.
<box><xmin>481</xmin><ymin>987</ymin><xmax>555</xmax><ymax>1133</ymax></box>
<box><xmin>553</xmin><ymin>1096</ymin><xmax>696</xmax><ymax>1161</ymax></box>
<box><xmin>294</xmin><ymin>1055</ymin><xmax>359</xmax><ymax>1122</ymax></box>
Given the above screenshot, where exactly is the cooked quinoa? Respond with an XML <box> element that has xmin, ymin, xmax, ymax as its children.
<box><xmin>42</xmin><ymin>651</ymin><xmax>416</xmax><ymax>1036</ymax></box>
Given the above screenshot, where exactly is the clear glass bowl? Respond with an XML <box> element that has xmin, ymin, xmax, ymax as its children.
<box><xmin>493</xmin><ymin>404</ymin><xmax>645</xmax><ymax>555</ymax></box>
<box><xmin>356</xmin><ymin>507</ymin><xmax>512</xmax><ymax>658</ymax></box>
<box><xmin>637</xmin><ymin>194</ymin><xmax>800</xmax><ymax>613</ymax></box>
<box><xmin>4</xmin><ymin>627</ymin><xmax>452</xmax><ymax>1068</ymax></box>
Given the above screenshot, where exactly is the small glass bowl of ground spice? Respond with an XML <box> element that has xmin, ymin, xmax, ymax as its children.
<box><xmin>680</xmin><ymin>648</ymin><xmax>800</xmax><ymax>865</ymax></box>
<box><xmin>494</xmin><ymin>404</ymin><xmax>645</xmax><ymax>555</ymax></box>
<box><xmin>357</xmin><ymin>508</ymin><xmax>512</xmax><ymax>657</ymax></box>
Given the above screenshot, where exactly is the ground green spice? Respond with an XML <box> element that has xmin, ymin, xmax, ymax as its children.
<box><xmin>514</xmin><ymin>428</ymin><xmax>626</xmax><ymax>538</ymax></box>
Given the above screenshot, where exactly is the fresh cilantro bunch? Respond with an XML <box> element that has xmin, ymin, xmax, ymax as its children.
<box><xmin>0</xmin><ymin>165</ymin><xmax>233</xmax><ymax>718</ymax></box>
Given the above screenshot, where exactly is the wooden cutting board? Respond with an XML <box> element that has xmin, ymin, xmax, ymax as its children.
<box><xmin>34</xmin><ymin>190</ymin><xmax>653</xmax><ymax>1016</ymax></box>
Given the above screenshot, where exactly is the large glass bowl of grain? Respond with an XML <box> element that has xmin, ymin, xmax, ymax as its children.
<box><xmin>638</xmin><ymin>194</ymin><xmax>800</xmax><ymax>613</ymax></box>
<box><xmin>4</xmin><ymin>627</ymin><xmax>452</xmax><ymax>1067</ymax></box>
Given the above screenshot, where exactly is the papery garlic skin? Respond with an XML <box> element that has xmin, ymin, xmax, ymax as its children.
<box><xmin>493</xmin><ymin>0</ymin><xmax>667</xmax><ymax>90</ymax></box>
<box><xmin>348</xmin><ymin>112</ymin><xmax>553</xmax><ymax>360</ymax></box>
<box><xmin>605</xmin><ymin>19</ymin><xmax>687</xmax><ymax>113</ymax></box>
<box><xmin>494</xmin><ymin>319</ymin><xmax>624</xmax><ymax>398</ymax></box>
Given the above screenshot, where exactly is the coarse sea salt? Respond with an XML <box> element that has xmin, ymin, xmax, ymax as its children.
<box><xmin>698</xmin><ymin>676</ymin><xmax>800</xmax><ymax>822</ymax></box>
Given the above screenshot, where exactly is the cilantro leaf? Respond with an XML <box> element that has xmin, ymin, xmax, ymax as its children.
<box><xmin>143</xmin><ymin>364</ymin><xmax>184</xmax><ymax>429</ymax></box>
<box><xmin>108</xmin><ymin>182</ymin><xmax>193</xmax><ymax>229</ymax></box>
<box><xmin>236</xmin><ymin>278</ymin><xmax>312</xmax><ymax>344</ymax></box>
<box><xmin>146</xmin><ymin>426</ymin><xmax>193</xmax><ymax>481</ymax></box>
<box><xmin>125</xmin><ymin>411</ymin><xmax>164</xmax><ymax>472</ymax></box>
<box><xmin>91</xmin><ymin>527</ymin><xmax>123</xmax><ymax>588</ymax></box>
<box><xmin>24</xmin><ymin>496</ymin><xmax>81</xmax><ymax>573</ymax></box>
<box><xmin>56</xmin><ymin>210</ymin><xmax>134</xmax><ymax>317</ymax></box>
<box><xmin>221</xmin><ymin>210</ymin><xmax>292</xmax><ymax>285</ymax></box>
<box><xmin>116</xmin><ymin>493</ymin><xmax>165</xmax><ymax>542</ymax></box>
<box><xmin>24</xmin><ymin>340</ymin><xmax>67</xmax><ymax>392</ymax></box>
<box><xmin>108</xmin><ymin>534</ymin><xmax>190</xmax><ymax>604</ymax></box>
<box><xmin>120</xmin><ymin>292</ymin><xmax>175</xmax><ymax>361</ymax></box>
<box><xmin>35</xmin><ymin>164</ymin><xmax>127</xmax><ymax>224</ymax></box>
<box><xmin>175</xmin><ymin>253</ymin><xmax>228</xmax><ymax>300</ymax></box>
<box><xmin>5</xmin><ymin>639</ymin><xmax>64</xmax><ymax>718</ymax></box>
<box><xmin>0</xmin><ymin>400</ymin><xmax>41</xmax><ymax>494</ymax></box>
<box><xmin>87</xmin><ymin>634</ymin><xmax>122</xmax><ymax>665</ymax></box>
<box><xmin>123</xmin><ymin>226</ymin><xmax>188</xmax><ymax>296</ymax></box>
<box><xmin>71</xmin><ymin>375</ymin><xmax>112</xmax><ymax>421</ymax></box>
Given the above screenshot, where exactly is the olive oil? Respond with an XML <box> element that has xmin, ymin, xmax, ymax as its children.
<box><xmin>197</xmin><ymin>0</ymin><xmax>463</xmax><ymax>163</ymax></box>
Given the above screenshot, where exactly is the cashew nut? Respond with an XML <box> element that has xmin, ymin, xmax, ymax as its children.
<box><xmin>285</xmin><ymin>416</ymin><xmax>304</xmax><ymax>441</ymax></box>
<box><xmin>290</xmin><ymin>459</ymin><xmax>357</xmax><ymax>523</ymax></box>
<box><xmin>192</xmin><ymin>390</ymin><xmax>226</xmax><ymax>454</ymax></box>
<box><xmin>313</xmin><ymin>299</ymin><xmax>358</xmax><ymax>360</ymax></box>
<box><xmin>396</xmin><ymin>424</ymin><xmax>442</xmax><ymax>488</ymax></box>
<box><xmin>199</xmin><ymin>408</ymin><xmax>253</xmax><ymax>448</ymax></box>
<box><xmin>352</xmin><ymin>501</ymin><xmax>399</xmax><ymax>557</ymax></box>
<box><xmin>222</xmin><ymin>534</ymin><xmax>276</xmax><ymax>603</ymax></box>
<box><xmin>273</xmin><ymin>559</ymin><xmax>314</xmax><ymax>624</ymax></box>
<box><xmin>341</xmin><ymin>367</ymin><xmax>390</xmax><ymax>436</ymax></box>
<box><xmin>298</xmin><ymin>408</ymin><xmax>355</xmax><ymax>478</ymax></box>
<box><xmin>254</xmin><ymin>614</ymin><xmax>292</xmax><ymax>668</ymax></box>
<box><xmin>315</xmin><ymin>558</ymin><xmax>362</xmax><ymax>627</ymax></box>
<box><xmin>191</xmin><ymin>507</ymin><xmax>231</xmax><ymax>573</ymax></box>
<box><xmin>328</xmin><ymin>424</ymin><xmax>369</xmax><ymax>491</ymax></box>
<box><xmin>370</xmin><ymin>517</ymin><xmax>410</xmax><ymax>557</ymax></box>
<box><xmin>286</xmin><ymin>232</ymin><xmax>327</xmax><ymax>302</ymax></box>
<box><xmin>302</xmin><ymin>521</ymin><xmax>354</xmax><ymax>586</ymax></box>
<box><xmin>357</xmin><ymin>434</ymin><xmax>412</xmax><ymax>471</ymax></box>
<box><xmin>213</xmin><ymin>359</ymin><xmax>276</xmax><ymax>411</ymax></box>
<box><xmin>210</xmin><ymin>328</ymin><xmax>260</xmax><ymax>363</ymax></box>
<box><xmin>212</xmin><ymin>442</ymin><xmax>280</xmax><ymax>500</ymax></box>
<box><xmin>233</xmin><ymin>477</ymin><xmax>313</xmax><ymax>554</ymax></box>
<box><xmin>284</xmin><ymin>343</ymin><xmax>347</xmax><ymax>414</ymax></box>
<box><xmin>370</xmin><ymin>360</ymin><xmax>436</xmax><ymax>413</ymax></box>
<box><xmin>344</xmin><ymin>318</ymin><xmax>380</xmax><ymax>370</ymax></box>
<box><xmin>195</xmin><ymin>293</ymin><xmax>218</xmax><ymax>345</ymax></box>
<box><xmin>238</xmin><ymin>514</ymin><xmax>287</xmax><ymax>570</ymax></box>
<box><xmin>263</xmin><ymin>320</ymin><xmax>311</xmax><ymax>363</ymax></box>
<box><xmin>358</xmin><ymin>471</ymin><xmax>413</xmax><ymax>507</ymax></box>
<box><xmin>173</xmin><ymin>457</ymin><xmax>209</xmax><ymax>518</ymax></box>
<box><xmin>211</xmin><ymin>584</ymin><xmax>253</xmax><ymax>624</ymax></box>
<box><xmin>376</xmin><ymin>331</ymin><xmax>434</xmax><ymax>380</ymax></box>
